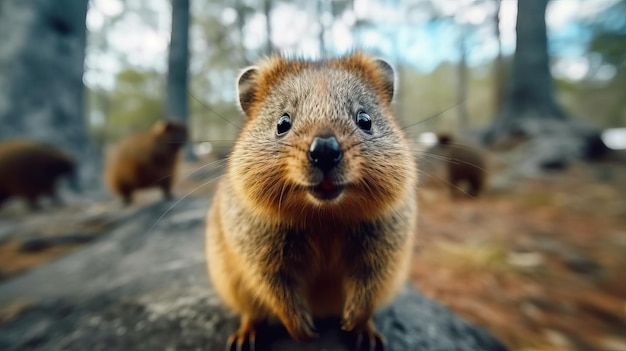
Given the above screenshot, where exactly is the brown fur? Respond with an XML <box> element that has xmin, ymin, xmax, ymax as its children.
<box><xmin>0</xmin><ymin>139</ymin><xmax>76</xmax><ymax>209</ymax></box>
<box><xmin>105</xmin><ymin>120</ymin><xmax>187</xmax><ymax>204</ymax></box>
<box><xmin>206</xmin><ymin>52</ymin><xmax>418</xmax><ymax>349</ymax></box>
<box><xmin>437</xmin><ymin>134</ymin><xmax>488</xmax><ymax>198</ymax></box>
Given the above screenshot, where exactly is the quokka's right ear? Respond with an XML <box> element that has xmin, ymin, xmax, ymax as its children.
<box><xmin>374</xmin><ymin>58</ymin><xmax>395</xmax><ymax>104</ymax></box>
<box><xmin>237</xmin><ymin>66</ymin><xmax>259</xmax><ymax>116</ymax></box>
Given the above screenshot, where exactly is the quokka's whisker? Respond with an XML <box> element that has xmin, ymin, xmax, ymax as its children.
<box><xmin>419</xmin><ymin>151</ymin><xmax>488</xmax><ymax>173</ymax></box>
<box><xmin>190</xmin><ymin>93</ymin><xmax>242</xmax><ymax>130</ymax></box>
<box><xmin>417</xmin><ymin>168</ymin><xmax>481</xmax><ymax>201</ymax></box>
<box><xmin>399</xmin><ymin>99</ymin><xmax>466</xmax><ymax>133</ymax></box>
<box><xmin>175</xmin><ymin>158</ymin><xmax>229</xmax><ymax>184</ymax></box>
<box><xmin>146</xmin><ymin>174</ymin><xmax>224</xmax><ymax>234</ymax></box>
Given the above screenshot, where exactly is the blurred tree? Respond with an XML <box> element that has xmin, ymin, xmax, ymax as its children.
<box><xmin>87</xmin><ymin>87</ymin><xmax>111</xmax><ymax>153</ymax></box>
<box><xmin>263</xmin><ymin>0</ymin><xmax>273</xmax><ymax>54</ymax></box>
<box><xmin>402</xmin><ymin>0</ymin><xmax>500</xmax><ymax>134</ymax></box>
<box><xmin>0</xmin><ymin>0</ymin><xmax>93</xmax><ymax>176</ymax></box>
<box><xmin>483</xmin><ymin>0</ymin><xmax>569</xmax><ymax>144</ymax></box>
<box><xmin>318</xmin><ymin>0</ymin><xmax>327</xmax><ymax>55</ymax></box>
<box><xmin>85</xmin><ymin>3</ymin><xmax>126</xmax><ymax>154</ymax></box>
<box><xmin>492</xmin><ymin>0</ymin><xmax>505</xmax><ymax>113</ymax></box>
<box><xmin>85</xmin><ymin>0</ymin><xmax>167</xmax><ymax>146</ymax></box>
<box><xmin>483</xmin><ymin>0</ymin><xmax>612</xmax><ymax>166</ymax></box>
<box><xmin>188</xmin><ymin>0</ymin><xmax>248</xmax><ymax>144</ymax></box>
<box><xmin>167</xmin><ymin>0</ymin><xmax>195</xmax><ymax>160</ymax></box>
<box><xmin>457</xmin><ymin>25</ymin><xmax>469</xmax><ymax>132</ymax></box>
<box><xmin>234</xmin><ymin>0</ymin><xmax>251</xmax><ymax>64</ymax></box>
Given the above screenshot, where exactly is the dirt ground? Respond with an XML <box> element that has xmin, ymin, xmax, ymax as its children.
<box><xmin>0</xmin><ymin>155</ymin><xmax>625</xmax><ymax>351</ymax></box>
<box><xmin>413</xmin><ymin>161</ymin><xmax>626</xmax><ymax>351</ymax></box>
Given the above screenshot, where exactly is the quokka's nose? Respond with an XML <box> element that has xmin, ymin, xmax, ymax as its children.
<box><xmin>308</xmin><ymin>136</ymin><xmax>343</xmax><ymax>171</ymax></box>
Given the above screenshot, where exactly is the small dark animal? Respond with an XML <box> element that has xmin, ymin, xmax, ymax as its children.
<box><xmin>0</xmin><ymin>139</ymin><xmax>78</xmax><ymax>210</ymax></box>
<box><xmin>437</xmin><ymin>134</ymin><xmax>488</xmax><ymax>198</ymax></box>
<box><xmin>105</xmin><ymin>120</ymin><xmax>187</xmax><ymax>205</ymax></box>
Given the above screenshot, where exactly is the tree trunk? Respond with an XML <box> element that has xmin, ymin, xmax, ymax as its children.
<box><xmin>263</xmin><ymin>0</ymin><xmax>273</xmax><ymax>55</ymax></box>
<box><xmin>492</xmin><ymin>0</ymin><xmax>505</xmax><ymax>114</ymax></box>
<box><xmin>457</xmin><ymin>26</ymin><xmax>469</xmax><ymax>133</ymax></box>
<box><xmin>0</xmin><ymin>0</ymin><xmax>89</xmax><ymax>144</ymax></box>
<box><xmin>318</xmin><ymin>0</ymin><xmax>326</xmax><ymax>56</ymax></box>
<box><xmin>483</xmin><ymin>0</ymin><xmax>605</xmax><ymax>173</ymax></box>
<box><xmin>0</xmin><ymin>0</ymin><xmax>93</xmax><ymax>177</ymax></box>
<box><xmin>234</xmin><ymin>0</ymin><xmax>249</xmax><ymax>64</ymax></box>
<box><xmin>484</xmin><ymin>0</ymin><xmax>567</xmax><ymax>144</ymax></box>
<box><xmin>166</xmin><ymin>0</ymin><xmax>195</xmax><ymax>161</ymax></box>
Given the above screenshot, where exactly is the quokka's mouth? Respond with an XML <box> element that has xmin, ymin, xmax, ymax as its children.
<box><xmin>309</xmin><ymin>178</ymin><xmax>344</xmax><ymax>201</ymax></box>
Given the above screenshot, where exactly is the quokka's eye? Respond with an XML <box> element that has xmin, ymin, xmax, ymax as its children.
<box><xmin>355</xmin><ymin>110</ymin><xmax>372</xmax><ymax>134</ymax></box>
<box><xmin>276</xmin><ymin>113</ymin><xmax>292</xmax><ymax>136</ymax></box>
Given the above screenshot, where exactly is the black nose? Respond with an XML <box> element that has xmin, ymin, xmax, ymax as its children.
<box><xmin>308</xmin><ymin>136</ymin><xmax>343</xmax><ymax>171</ymax></box>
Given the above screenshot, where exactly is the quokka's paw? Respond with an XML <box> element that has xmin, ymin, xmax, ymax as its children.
<box><xmin>343</xmin><ymin>319</ymin><xmax>386</xmax><ymax>351</ymax></box>
<box><xmin>227</xmin><ymin>317</ymin><xmax>257</xmax><ymax>351</ymax></box>
<box><xmin>281</xmin><ymin>308</ymin><xmax>318</xmax><ymax>341</ymax></box>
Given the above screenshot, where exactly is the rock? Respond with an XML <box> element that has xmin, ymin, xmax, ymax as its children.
<box><xmin>540</xmin><ymin>158</ymin><xmax>569</xmax><ymax>171</ymax></box>
<box><xmin>483</xmin><ymin>117</ymin><xmax>607</xmax><ymax>178</ymax></box>
<box><xmin>0</xmin><ymin>223</ymin><xmax>19</xmax><ymax>244</ymax></box>
<box><xmin>582</xmin><ymin>132</ymin><xmax>611</xmax><ymax>160</ymax></box>
<box><xmin>563</xmin><ymin>254</ymin><xmax>602</xmax><ymax>275</ymax></box>
<box><xmin>534</xmin><ymin>237</ymin><xmax>603</xmax><ymax>276</ymax></box>
<box><xmin>0</xmin><ymin>197</ymin><xmax>508</xmax><ymax>350</ymax></box>
<box><xmin>507</xmin><ymin>251</ymin><xmax>544</xmax><ymax>269</ymax></box>
<box><xmin>19</xmin><ymin>233</ymin><xmax>97</xmax><ymax>252</ymax></box>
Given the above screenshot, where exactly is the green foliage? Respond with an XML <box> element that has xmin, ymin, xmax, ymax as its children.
<box><xmin>191</xmin><ymin>99</ymin><xmax>241</xmax><ymax>145</ymax></box>
<box><xmin>398</xmin><ymin>56</ymin><xmax>625</xmax><ymax>135</ymax></box>
<box><xmin>84</xmin><ymin>0</ymin><xmax>626</xmax><ymax>147</ymax></box>
<box><xmin>555</xmin><ymin>72</ymin><xmax>626</xmax><ymax>128</ymax></box>
<box><xmin>104</xmin><ymin>68</ymin><xmax>165</xmax><ymax>141</ymax></box>
<box><xmin>185</xmin><ymin>0</ymin><xmax>250</xmax><ymax>144</ymax></box>
<box><xmin>396</xmin><ymin>60</ymin><xmax>508</xmax><ymax>136</ymax></box>
<box><xmin>587</xmin><ymin>1</ymin><xmax>626</xmax><ymax>68</ymax></box>
<box><xmin>576</xmin><ymin>1</ymin><xmax>626</xmax><ymax>127</ymax></box>
<box><xmin>589</xmin><ymin>32</ymin><xmax>626</xmax><ymax>68</ymax></box>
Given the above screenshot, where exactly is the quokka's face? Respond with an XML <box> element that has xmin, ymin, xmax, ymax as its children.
<box><xmin>230</xmin><ymin>54</ymin><xmax>417</xmax><ymax>221</ymax></box>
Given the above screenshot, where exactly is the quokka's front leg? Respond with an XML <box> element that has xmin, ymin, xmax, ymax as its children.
<box><xmin>259</xmin><ymin>266</ymin><xmax>319</xmax><ymax>341</ymax></box>
<box><xmin>341</xmin><ymin>269</ymin><xmax>388</xmax><ymax>351</ymax></box>
<box><xmin>225</xmin><ymin>252</ymin><xmax>318</xmax><ymax>349</ymax></box>
<box><xmin>341</xmin><ymin>220</ymin><xmax>407</xmax><ymax>351</ymax></box>
<box><xmin>249</xmin><ymin>228</ymin><xmax>319</xmax><ymax>342</ymax></box>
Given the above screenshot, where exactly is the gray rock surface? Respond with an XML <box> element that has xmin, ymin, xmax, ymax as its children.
<box><xmin>0</xmin><ymin>197</ymin><xmax>508</xmax><ymax>351</ymax></box>
<box><xmin>19</xmin><ymin>232</ymin><xmax>97</xmax><ymax>253</ymax></box>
